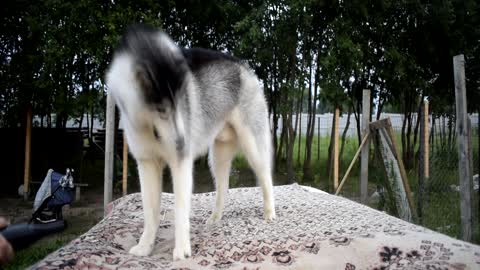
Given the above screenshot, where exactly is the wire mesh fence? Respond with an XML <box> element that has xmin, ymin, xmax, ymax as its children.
<box><xmin>368</xmin><ymin>114</ymin><xmax>480</xmax><ymax>243</ymax></box>
<box><xmin>420</xmin><ymin>116</ymin><xmax>467</xmax><ymax>239</ymax></box>
<box><xmin>310</xmin><ymin>112</ymin><xmax>480</xmax><ymax>243</ymax></box>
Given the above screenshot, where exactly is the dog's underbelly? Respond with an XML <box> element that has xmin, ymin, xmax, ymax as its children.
<box><xmin>215</xmin><ymin>124</ymin><xmax>236</xmax><ymax>143</ymax></box>
<box><xmin>125</xmin><ymin>117</ymin><xmax>238</xmax><ymax>163</ymax></box>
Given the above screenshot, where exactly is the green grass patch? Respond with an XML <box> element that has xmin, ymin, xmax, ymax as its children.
<box><xmin>3</xmin><ymin>215</ymin><xmax>100</xmax><ymax>269</ymax></box>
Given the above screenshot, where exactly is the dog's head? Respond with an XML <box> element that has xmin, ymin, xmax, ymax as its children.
<box><xmin>106</xmin><ymin>25</ymin><xmax>190</xmax><ymax>156</ymax></box>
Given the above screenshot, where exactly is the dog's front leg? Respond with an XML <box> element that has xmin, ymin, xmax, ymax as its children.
<box><xmin>129</xmin><ymin>159</ymin><xmax>165</xmax><ymax>256</ymax></box>
<box><xmin>171</xmin><ymin>156</ymin><xmax>193</xmax><ymax>260</ymax></box>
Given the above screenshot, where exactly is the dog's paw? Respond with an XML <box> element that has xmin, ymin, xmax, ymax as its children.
<box><xmin>129</xmin><ymin>243</ymin><xmax>153</xmax><ymax>257</ymax></box>
<box><xmin>264</xmin><ymin>207</ymin><xmax>276</xmax><ymax>222</ymax></box>
<box><xmin>206</xmin><ymin>212</ymin><xmax>222</xmax><ymax>225</ymax></box>
<box><xmin>173</xmin><ymin>243</ymin><xmax>191</xmax><ymax>260</ymax></box>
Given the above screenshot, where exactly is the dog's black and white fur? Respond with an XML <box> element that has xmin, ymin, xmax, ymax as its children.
<box><xmin>106</xmin><ymin>25</ymin><xmax>275</xmax><ymax>260</ymax></box>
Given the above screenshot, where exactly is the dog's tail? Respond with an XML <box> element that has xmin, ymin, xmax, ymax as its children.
<box><xmin>115</xmin><ymin>24</ymin><xmax>189</xmax><ymax>104</ymax></box>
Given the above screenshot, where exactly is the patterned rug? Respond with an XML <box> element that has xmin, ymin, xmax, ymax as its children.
<box><xmin>31</xmin><ymin>184</ymin><xmax>480</xmax><ymax>269</ymax></box>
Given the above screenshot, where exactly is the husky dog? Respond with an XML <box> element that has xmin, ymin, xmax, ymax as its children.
<box><xmin>105</xmin><ymin>25</ymin><xmax>276</xmax><ymax>260</ymax></box>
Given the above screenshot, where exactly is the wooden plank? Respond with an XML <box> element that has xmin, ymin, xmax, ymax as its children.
<box><xmin>376</xmin><ymin>128</ymin><xmax>410</xmax><ymax>219</ymax></box>
<box><xmin>369</xmin><ymin>118</ymin><xmax>390</xmax><ymax>130</ymax></box>
<box><xmin>104</xmin><ymin>92</ymin><xmax>115</xmax><ymax>214</ymax></box>
<box><xmin>418</xmin><ymin>100</ymin><xmax>429</xmax><ymax>222</ymax></box>
<box><xmin>379</xmin><ymin>126</ymin><xmax>395</xmax><ymax>154</ymax></box>
<box><xmin>335</xmin><ymin>132</ymin><xmax>370</xmax><ymax>195</ymax></box>
<box><xmin>360</xmin><ymin>89</ymin><xmax>370</xmax><ymax>203</ymax></box>
<box><xmin>23</xmin><ymin>105</ymin><xmax>33</xmax><ymax>201</ymax></box>
<box><xmin>454</xmin><ymin>54</ymin><xmax>473</xmax><ymax>241</ymax></box>
<box><xmin>122</xmin><ymin>133</ymin><xmax>128</xmax><ymax>196</ymax></box>
<box><xmin>384</xmin><ymin>119</ymin><xmax>417</xmax><ymax>219</ymax></box>
<box><xmin>333</xmin><ymin>108</ymin><xmax>340</xmax><ymax>190</ymax></box>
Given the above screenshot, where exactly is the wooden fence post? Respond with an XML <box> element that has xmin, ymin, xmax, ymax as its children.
<box><xmin>333</xmin><ymin>108</ymin><xmax>340</xmax><ymax>191</ymax></box>
<box><xmin>104</xmin><ymin>92</ymin><xmax>115</xmax><ymax>214</ymax></box>
<box><xmin>122</xmin><ymin>133</ymin><xmax>128</xmax><ymax>196</ymax></box>
<box><xmin>418</xmin><ymin>100</ymin><xmax>430</xmax><ymax>222</ymax></box>
<box><xmin>361</xmin><ymin>90</ymin><xmax>371</xmax><ymax>203</ymax></box>
<box><xmin>454</xmin><ymin>54</ymin><xmax>473</xmax><ymax>242</ymax></box>
<box><xmin>23</xmin><ymin>105</ymin><xmax>33</xmax><ymax>201</ymax></box>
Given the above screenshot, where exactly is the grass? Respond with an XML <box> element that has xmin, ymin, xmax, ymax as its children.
<box><xmin>3</xmin><ymin>215</ymin><xmax>101</xmax><ymax>269</ymax></box>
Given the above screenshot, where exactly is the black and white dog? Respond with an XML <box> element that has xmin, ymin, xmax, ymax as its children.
<box><xmin>106</xmin><ymin>25</ymin><xmax>275</xmax><ymax>260</ymax></box>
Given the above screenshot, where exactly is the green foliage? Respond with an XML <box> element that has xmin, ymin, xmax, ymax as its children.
<box><xmin>0</xmin><ymin>0</ymin><xmax>479</xmax><ymax>180</ymax></box>
<box><xmin>1</xmin><ymin>0</ymin><xmax>478</xmax><ymax>127</ymax></box>
<box><xmin>0</xmin><ymin>0</ymin><xmax>161</xmax><ymax>127</ymax></box>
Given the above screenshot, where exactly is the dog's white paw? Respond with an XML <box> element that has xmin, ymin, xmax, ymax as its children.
<box><xmin>173</xmin><ymin>242</ymin><xmax>191</xmax><ymax>260</ymax></box>
<box><xmin>129</xmin><ymin>243</ymin><xmax>153</xmax><ymax>257</ymax></box>
<box><xmin>206</xmin><ymin>212</ymin><xmax>222</xmax><ymax>225</ymax></box>
<box><xmin>264</xmin><ymin>207</ymin><xmax>276</xmax><ymax>222</ymax></box>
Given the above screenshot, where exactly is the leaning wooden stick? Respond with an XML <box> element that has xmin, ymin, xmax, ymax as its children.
<box><xmin>335</xmin><ymin>132</ymin><xmax>370</xmax><ymax>195</ymax></box>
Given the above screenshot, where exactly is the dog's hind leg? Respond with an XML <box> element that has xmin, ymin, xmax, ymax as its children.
<box><xmin>207</xmin><ymin>138</ymin><xmax>237</xmax><ymax>224</ymax></box>
<box><xmin>129</xmin><ymin>159</ymin><xmax>165</xmax><ymax>256</ymax></box>
<box><xmin>232</xmin><ymin>118</ymin><xmax>276</xmax><ymax>221</ymax></box>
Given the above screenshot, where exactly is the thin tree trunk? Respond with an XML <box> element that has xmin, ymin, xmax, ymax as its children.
<box><xmin>413</xmin><ymin>97</ymin><xmax>423</xmax><ymax>166</ymax></box>
<box><xmin>352</xmin><ymin>100</ymin><xmax>362</xmax><ymax>145</ymax></box>
<box><xmin>86</xmin><ymin>111</ymin><xmax>90</xmax><ymax>144</ymax></box>
<box><xmin>317</xmin><ymin>117</ymin><xmax>320</xmax><ymax>161</ymax></box>
<box><xmin>276</xmin><ymin>117</ymin><xmax>286</xmax><ymax>162</ymax></box>
<box><xmin>47</xmin><ymin>112</ymin><xmax>52</xmax><ymax>128</ymax></box>
<box><xmin>406</xmin><ymin>111</ymin><xmax>413</xmax><ymax>169</ymax></box>
<box><xmin>430</xmin><ymin>115</ymin><xmax>436</xmax><ymax>152</ymax></box>
<box><xmin>339</xmin><ymin>105</ymin><xmax>352</xmax><ymax>161</ymax></box>
<box><xmin>327</xmin><ymin>111</ymin><xmax>337</xmax><ymax>192</ymax></box>
<box><xmin>286</xmin><ymin>102</ymin><xmax>296</xmax><ymax>183</ymax></box>
<box><xmin>303</xmin><ymin>58</ymin><xmax>318</xmax><ymax>181</ymax></box>
<box><xmin>90</xmin><ymin>100</ymin><xmax>95</xmax><ymax>139</ymax></box>
<box><xmin>441</xmin><ymin>116</ymin><xmax>446</xmax><ymax>149</ymax></box>
<box><xmin>297</xmin><ymin>88</ymin><xmax>305</xmax><ymax>167</ymax></box>
<box><xmin>78</xmin><ymin>111</ymin><xmax>84</xmax><ymax>131</ymax></box>
<box><xmin>401</xmin><ymin>112</ymin><xmax>408</xmax><ymax>166</ymax></box>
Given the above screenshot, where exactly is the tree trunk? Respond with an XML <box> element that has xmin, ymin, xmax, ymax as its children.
<box><xmin>406</xmin><ymin>111</ymin><xmax>413</xmax><ymax>169</ymax></box>
<box><xmin>352</xmin><ymin>100</ymin><xmax>362</xmax><ymax>146</ymax></box>
<box><xmin>297</xmin><ymin>90</ymin><xmax>304</xmax><ymax>166</ymax></box>
<box><xmin>401</xmin><ymin>111</ymin><xmax>408</xmax><ymax>166</ymax></box>
<box><xmin>276</xmin><ymin>116</ymin><xmax>286</xmax><ymax>162</ymax></box>
<box><xmin>339</xmin><ymin>105</ymin><xmax>352</xmax><ymax>161</ymax></box>
<box><xmin>78</xmin><ymin>111</ymin><xmax>84</xmax><ymax>131</ymax></box>
<box><xmin>430</xmin><ymin>115</ymin><xmax>436</xmax><ymax>152</ymax></box>
<box><xmin>413</xmin><ymin>97</ymin><xmax>423</xmax><ymax>164</ymax></box>
<box><xmin>441</xmin><ymin>116</ymin><xmax>446</xmax><ymax>149</ymax></box>
<box><xmin>47</xmin><ymin>112</ymin><xmax>52</xmax><ymax>128</ymax></box>
<box><xmin>303</xmin><ymin>59</ymin><xmax>318</xmax><ymax>181</ymax></box>
<box><xmin>448</xmin><ymin>114</ymin><xmax>455</xmax><ymax>150</ymax></box>
<box><xmin>327</xmin><ymin>111</ymin><xmax>337</xmax><ymax>193</ymax></box>
<box><xmin>286</xmin><ymin>103</ymin><xmax>296</xmax><ymax>183</ymax></box>
<box><xmin>90</xmin><ymin>101</ymin><xmax>95</xmax><ymax>140</ymax></box>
